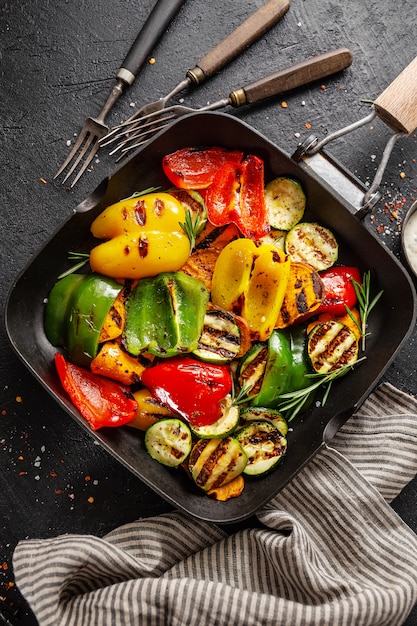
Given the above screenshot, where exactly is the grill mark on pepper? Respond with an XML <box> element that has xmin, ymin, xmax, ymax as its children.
<box><xmin>134</xmin><ymin>199</ymin><xmax>146</xmax><ymax>226</ymax></box>
<box><xmin>153</xmin><ymin>197</ymin><xmax>165</xmax><ymax>218</ymax></box>
<box><xmin>138</xmin><ymin>235</ymin><xmax>149</xmax><ymax>258</ymax></box>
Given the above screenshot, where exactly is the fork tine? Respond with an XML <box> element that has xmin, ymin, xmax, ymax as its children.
<box><xmin>68</xmin><ymin>140</ymin><xmax>101</xmax><ymax>188</ymax></box>
<box><xmin>61</xmin><ymin>132</ymin><xmax>96</xmax><ymax>185</ymax></box>
<box><xmin>53</xmin><ymin>131</ymin><xmax>88</xmax><ymax>179</ymax></box>
<box><xmin>108</xmin><ymin>114</ymin><xmax>177</xmax><ymax>155</ymax></box>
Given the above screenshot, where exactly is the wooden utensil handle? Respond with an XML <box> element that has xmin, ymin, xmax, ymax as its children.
<box><xmin>117</xmin><ymin>0</ymin><xmax>187</xmax><ymax>85</ymax></box>
<box><xmin>374</xmin><ymin>56</ymin><xmax>417</xmax><ymax>134</ymax></box>
<box><xmin>189</xmin><ymin>0</ymin><xmax>290</xmax><ymax>82</ymax></box>
<box><xmin>229</xmin><ymin>48</ymin><xmax>353</xmax><ymax>106</ymax></box>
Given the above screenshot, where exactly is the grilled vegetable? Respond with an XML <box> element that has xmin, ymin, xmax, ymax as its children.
<box><xmin>235</xmin><ymin>420</ymin><xmax>287</xmax><ymax>476</ymax></box>
<box><xmin>162</xmin><ymin>146</ymin><xmax>244</xmax><ymax>189</ymax></box>
<box><xmin>205</xmin><ymin>154</ymin><xmax>270</xmax><ymax>240</ymax></box>
<box><xmin>238</xmin><ymin>326</ymin><xmax>312</xmax><ymax>409</ymax></box>
<box><xmin>285</xmin><ymin>222</ymin><xmax>338</xmax><ymax>271</ymax></box>
<box><xmin>265</xmin><ymin>176</ymin><xmax>306</xmax><ymax>230</ymax></box>
<box><xmin>190</xmin><ymin>396</ymin><xmax>239</xmax><ymax>438</ymax></box>
<box><xmin>240</xmin><ymin>406</ymin><xmax>288</xmax><ymax>436</ymax></box>
<box><xmin>211</xmin><ymin>239</ymin><xmax>291</xmax><ymax>341</ymax></box>
<box><xmin>89</xmin><ymin>192</ymin><xmax>191</xmax><ymax>280</ymax></box>
<box><xmin>99</xmin><ymin>292</ymin><xmax>126</xmax><ymax>342</ymax></box>
<box><xmin>193</xmin><ymin>306</ymin><xmax>242</xmax><ymax>363</ymax></box>
<box><xmin>308</xmin><ymin>319</ymin><xmax>359</xmax><ymax>374</ymax></box>
<box><xmin>180</xmin><ymin>222</ymin><xmax>239</xmax><ymax>291</ymax></box>
<box><xmin>90</xmin><ymin>339</ymin><xmax>147</xmax><ymax>386</ymax></box>
<box><xmin>124</xmin><ymin>272</ymin><xmax>209</xmax><ymax>358</ymax></box>
<box><xmin>141</xmin><ymin>357</ymin><xmax>232</xmax><ymax>427</ymax></box>
<box><xmin>207</xmin><ymin>475</ymin><xmax>245</xmax><ymax>501</ymax></box>
<box><xmin>45</xmin><ymin>273</ymin><xmax>123</xmax><ymax>368</ymax></box>
<box><xmin>188</xmin><ymin>437</ymin><xmax>247</xmax><ymax>491</ymax></box>
<box><xmin>128</xmin><ymin>388</ymin><xmax>176</xmax><ymax>431</ymax></box>
<box><xmin>275</xmin><ymin>262</ymin><xmax>324</xmax><ymax>328</ymax></box>
<box><xmin>55</xmin><ymin>352</ymin><xmax>137</xmax><ymax>430</ymax></box>
<box><xmin>237</xmin><ymin>342</ymin><xmax>268</xmax><ymax>399</ymax></box>
<box><xmin>315</xmin><ymin>266</ymin><xmax>361</xmax><ymax>317</ymax></box>
<box><xmin>144</xmin><ymin>418</ymin><xmax>192</xmax><ymax>467</ymax></box>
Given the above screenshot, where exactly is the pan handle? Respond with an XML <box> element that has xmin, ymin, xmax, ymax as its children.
<box><xmin>374</xmin><ymin>56</ymin><xmax>417</xmax><ymax>134</ymax></box>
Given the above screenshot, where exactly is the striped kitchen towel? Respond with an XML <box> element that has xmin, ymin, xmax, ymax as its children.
<box><xmin>13</xmin><ymin>382</ymin><xmax>417</xmax><ymax>626</ymax></box>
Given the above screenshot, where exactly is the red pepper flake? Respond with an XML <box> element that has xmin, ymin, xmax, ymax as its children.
<box><xmin>50</xmin><ymin>470</ymin><xmax>58</xmax><ymax>477</ymax></box>
<box><xmin>305</xmin><ymin>122</ymin><xmax>312</xmax><ymax>129</ymax></box>
<box><xmin>320</xmin><ymin>84</ymin><xmax>326</xmax><ymax>90</ymax></box>
<box><xmin>15</xmin><ymin>396</ymin><xmax>22</xmax><ymax>403</ymax></box>
<box><xmin>40</xmin><ymin>177</ymin><xmax>47</xmax><ymax>184</ymax></box>
<box><xmin>1</xmin><ymin>562</ymin><xmax>8</xmax><ymax>571</ymax></box>
<box><xmin>281</xmin><ymin>101</ymin><xmax>288</xmax><ymax>108</ymax></box>
<box><xmin>5</xmin><ymin>582</ymin><xmax>14</xmax><ymax>591</ymax></box>
<box><xmin>55</xmin><ymin>489</ymin><xmax>63</xmax><ymax>495</ymax></box>
<box><xmin>1</xmin><ymin>410</ymin><xmax>6</xmax><ymax>416</ymax></box>
<box><xmin>85</xmin><ymin>475</ymin><xmax>91</xmax><ymax>481</ymax></box>
<box><xmin>17</xmin><ymin>455</ymin><xmax>24</xmax><ymax>461</ymax></box>
<box><xmin>18</xmin><ymin>471</ymin><xmax>27</xmax><ymax>476</ymax></box>
<box><xmin>87</xmin><ymin>496</ymin><xmax>94</xmax><ymax>504</ymax></box>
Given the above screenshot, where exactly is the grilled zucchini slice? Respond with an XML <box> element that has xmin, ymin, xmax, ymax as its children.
<box><xmin>144</xmin><ymin>418</ymin><xmax>192</xmax><ymax>467</ymax></box>
<box><xmin>193</xmin><ymin>306</ymin><xmax>241</xmax><ymax>363</ymax></box>
<box><xmin>265</xmin><ymin>177</ymin><xmax>306</xmax><ymax>230</ymax></box>
<box><xmin>235</xmin><ymin>420</ymin><xmax>287</xmax><ymax>476</ymax></box>
<box><xmin>308</xmin><ymin>320</ymin><xmax>359</xmax><ymax>374</ymax></box>
<box><xmin>285</xmin><ymin>222</ymin><xmax>338</xmax><ymax>271</ymax></box>
<box><xmin>190</xmin><ymin>396</ymin><xmax>239</xmax><ymax>438</ymax></box>
<box><xmin>237</xmin><ymin>342</ymin><xmax>268</xmax><ymax>399</ymax></box>
<box><xmin>188</xmin><ymin>437</ymin><xmax>247</xmax><ymax>491</ymax></box>
<box><xmin>240</xmin><ymin>406</ymin><xmax>288</xmax><ymax>436</ymax></box>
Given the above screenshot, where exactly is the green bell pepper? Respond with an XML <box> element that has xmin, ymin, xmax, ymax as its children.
<box><xmin>44</xmin><ymin>273</ymin><xmax>123</xmax><ymax>368</ymax></box>
<box><xmin>252</xmin><ymin>330</ymin><xmax>293</xmax><ymax>408</ymax></box>
<box><xmin>123</xmin><ymin>271</ymin><xmax>209</xmax><ymax>358</ymax></box>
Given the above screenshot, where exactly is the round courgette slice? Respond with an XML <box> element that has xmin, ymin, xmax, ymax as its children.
<box><xmin>145</xmin><ymin>418</ymin><xmax>192</xmax><ymax>467</ymax></box>
<box><xmin>308</xmin><ymin>320</ymin><xmax>358</xmax><ymax>374</ymax></box>
<box><xmin>265</xmin><ymin>177</ymin><xmax>306</xmax><ymax>231</ymax></box>
<box><xmin>188</xmin><ymin>437</ymin><xmax>247</xmax><ymax>491</ymax></box>
<box><xmin>285</xmin><ymin>222</ymin><xmax>338</xmax><ymax>271</ymax></box>
<box><xmin>235</xmin><ymin>420</ymin><xmax>287</xmax><ymax>476</ymax></box>
<box><xmin>240</xmin><ymin>406</ymin><xmax>288</xmax><ymax>436</ymax></box>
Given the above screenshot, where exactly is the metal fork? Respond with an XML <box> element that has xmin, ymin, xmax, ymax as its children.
<box><xmin>53</xmin><ymin>0</ymin><xmax>187</xmax><ymax>188</ymax></box>
<box><xmin>104</xmin><ymin>48</ymin><xmax>353</xmax><ymax>160</ymax></box>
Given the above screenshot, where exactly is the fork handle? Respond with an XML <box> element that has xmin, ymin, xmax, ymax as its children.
<box><xmin>187</xmin><ymin>0</ymin><xmax>290</xmax><ymax>84</ymax></box>
<box><xmin>117</xmin><ymin>0</ymin><xmax>187</xmax><ymax>85</ymax></box>
<box><xmin>228</xmin><ymin>48</ymin><xmax>353</xmax><ymax>106</ymax></box>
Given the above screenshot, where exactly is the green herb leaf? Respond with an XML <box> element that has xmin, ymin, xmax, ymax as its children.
<box><xmin>180</xmin><ymin>209</ymin><xmax>206</xmax><ymax>251</ymax></box>
<box><xmin>347</xmin><ymin>271</ymin><xmax>383</xmax><ymax>350</ymax></box>
<box><xmin>57</xmin><ymin>252</ymin><xmax>90</xmax><ymax>279</ymax></box>
<box><xmin>125</xmin><ymin>186</ymin><xmax>161</xmax><ymax>199</ymax></box>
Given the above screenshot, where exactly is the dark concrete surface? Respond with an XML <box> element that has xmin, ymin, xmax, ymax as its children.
<box><xmin>1</xmin><ymin>1</ymin><xmax>417</xmax><ymax>623</ymax></box>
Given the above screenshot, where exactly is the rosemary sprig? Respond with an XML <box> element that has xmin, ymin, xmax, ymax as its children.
<box><xmin>347</xmin><ymin>271</ymin><xmax>383</xmax><ymax>351</ymax></box>
<box><xmin>126</xmin><ymin>186</ymin><xmax>161</xmax><ymax>199</ymax></box>
<box><xmin>57</xmin><ymin>251</ymin><xmax>90</xmax><ymax>279</ymax></box>
<box><xmin>231</xmin><ymin>380</ymin><xmax>257</xmax><ymax>407</ymax></box>
<box><xmin>180</xmin><ymin>209</ymin><xmax>207</xmax><ymax>251</ymax></box>
<box><xmin>278</xmin><ymin>356</ymin><xmax>367</xmax><ymax>422</ymax></box>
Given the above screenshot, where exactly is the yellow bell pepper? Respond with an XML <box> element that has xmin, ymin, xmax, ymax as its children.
<box><xmin>242</xmin><ymin>245</ymin><xmax>290</xmax><ymax>341</ymax></box>
<box><xmin>211</xmin><ymin>239</ymin><xmax>290</xmax><ymax>341</ymax></box>
<box><xmin>89</xmin><ymin>192</ymin><xmax>191</xmax><ymax>279</ymax></box>
<box><xmin>211</xmin><ymin>238</ymin><xmax>256</xmax><ymax>311</ymax></box>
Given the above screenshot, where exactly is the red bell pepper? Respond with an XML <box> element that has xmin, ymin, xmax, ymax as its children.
<box><xmin>55</xmin><ymin>353</ymin><xmax>138</xmax><ymax>430</ymax></box>
<box><xmin>141</xmin><ymin>357</ymin><xmax>232</xmax><ymax>427</ymax></box>
<box><xmin>205</xmin><ymin>154</ymin><xmax>270</xmax><ymax>240</ymax></box>
<box><xmin>162</xmin><ymin>146</ymin><xmax>244</xmax><ymax>189</ymax></box>
<box><xmin>315</xmin><ymin>266</ymin><xmax>362</xmax><ymax>316</ymax></box>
